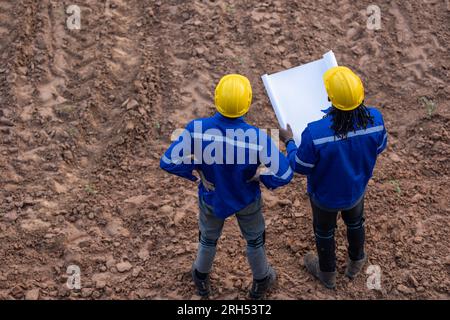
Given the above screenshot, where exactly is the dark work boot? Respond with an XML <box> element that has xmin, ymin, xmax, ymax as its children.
<box><xmin>191</xmin><ymin>268</ymin><xmax>211</xmax><ymax>297</ymax></box>
<box><xmin>249</xmin><ymin>266</ymin><xmax>277</xmax><ymax>300</ymax></box>
<box><xmin>304</xmin><ymin>252</ymin><xmax>336</xmax><ymax>289</ymax></box>
<box><xmin>345</xmin><ymin>254</ymin><xmax>367</xmax><ymax>279</ymax></box>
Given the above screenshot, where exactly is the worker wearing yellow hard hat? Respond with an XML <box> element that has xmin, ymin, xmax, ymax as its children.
<box><xmin>323</xmin><ymin>66</ymin><xmax>365</xmax><ymax>111</ymax></box>
<box><xmin>215</xmin><ymin>74</ymin><xmax>253</xmax><ymax>118</ymax></box>
<box><xmin>161</xmin><ymin>74</ymin><xmax>292</xmax><ymax>298</ymax></box>
<box><xmin>280</xmin><ymin>66</ymin><xmax>388</xmax><ymax>289</ymax></box>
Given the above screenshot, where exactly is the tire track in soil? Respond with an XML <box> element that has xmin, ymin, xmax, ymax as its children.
<box><xmin>55</xmin><ymin>0</ymin><xmax>153</xmax><ymax>299</ymax></box>
<box><xmin>0</xmin><ymin>0</ymin><xmax>19</xmax><ymax>120</ymax></box>
<box><xmin>0</xmin><ymin>0</ymin><xmax>67</xmax><ymax>300</ymax></box>
<box><xmin>1</xmin><ymin>0</ymin><xmax>56</xmax><ymax>205</ymax></box>
<box><xmin>0</xmin><ymin>1</ymin><xmax>17</xmax><ymax>56</ymax></box>
<box><xmin>5</xmin><ymin>0</ymin><xmax>104</xmax><ymax>224</ymax></box>
<box><xmin>154</xmin><ymin>1</ymin><xmax>215</xmax><ymax>128</ymax></box>
<box><xmin>137</xmin><ymin>0</ymin><xmax>209</xmax><ymax>299</ymax></box>
<box><xmin>0</xmin><ymin>0</ymin><xmax>150</xmax><ymax>299</ymax></box>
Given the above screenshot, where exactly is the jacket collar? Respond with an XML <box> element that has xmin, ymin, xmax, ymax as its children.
<box><xmin>213</xmin><ymin>112</ymin><xmax>246</xmax><ymax>124</ymax></box>
<box><xmin>321</xmin><ymin>106</ymin><xmax>333</xmax><ymax>114</ymax></box>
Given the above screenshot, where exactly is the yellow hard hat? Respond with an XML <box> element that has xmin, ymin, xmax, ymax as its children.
<box><xmin>323</xmin><ymin>66</ymin><xmax>365</xmax><ymax>111</ymax></box>
<box><xmin>215</xmin><ymin>74</ymin><xmax>252</xmax><ymax>118</ymax></box>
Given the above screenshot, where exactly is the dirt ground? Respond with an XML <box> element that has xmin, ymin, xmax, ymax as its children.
<box><xmin>0</xmin><ymin>0</ymin><xmax>449</xmax><ymax>300</ymax></box>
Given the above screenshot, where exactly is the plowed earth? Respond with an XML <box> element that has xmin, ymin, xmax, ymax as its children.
<box><xmin>0</xmin><ymin>0</ymin><xmax>449</xmax><ymax>299</ymax></box>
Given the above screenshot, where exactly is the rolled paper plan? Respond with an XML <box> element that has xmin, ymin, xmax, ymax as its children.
<box><xmin>262</xmin><ymin>51</ymin><xmax>338</xmax><ymax>145</ymax></box>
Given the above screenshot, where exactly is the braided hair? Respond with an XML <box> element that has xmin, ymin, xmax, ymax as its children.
<box><xmin>326</xmin><ymin>102</ymin><xmax>374</xmax><ymax>139</ymax></box>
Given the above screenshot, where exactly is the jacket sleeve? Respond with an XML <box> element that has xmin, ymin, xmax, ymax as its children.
<box><xmin>377</xmin><ymin>122</ymin><xmax>388</xmax><ymax>155</ymax></box>
<box><xmin>258</xmin><ymin>132</ymin><xmax>293</xmax><ymax>190</ymax></box>
<box><xmin>159</xmin><ymin>122</ymin><xmax>197</xmax><ymax>182</ymax></box>
<box><xmin>286</xmin><ymin>127</ymin><xmax>318</xmax><ymax>175</ymax></box>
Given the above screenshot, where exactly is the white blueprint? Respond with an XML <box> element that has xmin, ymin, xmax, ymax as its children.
<box><xmin>262</xmin><ymin>51</ymin><xmax>338</xmax><ymax>145</ymax></box>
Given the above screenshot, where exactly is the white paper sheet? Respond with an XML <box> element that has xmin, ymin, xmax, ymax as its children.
<box><xmin>262</xmin><ymin>51</ymin><xmax>338</xmax><ymax>145</ymax></box>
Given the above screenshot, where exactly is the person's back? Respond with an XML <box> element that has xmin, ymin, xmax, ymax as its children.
<box><xmin>161</xmin><ymin>110</ymin><xmax>292</xmax><ymax>220</ymax></box>
<box><xmin>296</xmin><ymin>106</ymin><xmax>386</xmax><ymax>210</ymax></box>
<box><xmin>164</xmin><ymin>112</ymin><xmax>291</xmax><ymax>218</ymax></box>
<box><xmin>160</xmin><ymin>74</ymin><xmax>292</xmax><ymax>299</ymax></box>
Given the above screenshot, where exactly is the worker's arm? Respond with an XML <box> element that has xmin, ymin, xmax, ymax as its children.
<box><xmin>160</xmin><ymin>122</ymin><xmax>198</xmax><ymax>182</ymax></box>
<box><xmin>377</xmin><ymin>124</ymin><xmax>388</xmax><ymax>155</ymax></box>
<box><xmin>258</xmin><ymin>133</ymin><xmax>293</xmax><ymax>190</ymax></box>
<box><xmin>286</xmin><ymin>127</ymin><xmax>318</xmax><ymax>175</ymax></box>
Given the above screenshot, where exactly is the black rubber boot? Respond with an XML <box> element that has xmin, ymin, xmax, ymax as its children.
<box><xmin>345</xmin><ymin>254</ymin><xmax>367</xmax><ymax>279</ymax></box>
<box><xmin>191</xmin><ymin>268</ymin><xmax>211</xmax><ymax>297</ymax></box>
<box><xmin>304</xmin><ymin>252</ymin><xmax>336</xmax><ymax>289</ymax></box>
<box><xmin>249</xmin><ymin>266</ymin><xmax>277</xmax><ymax>300</ymax></box>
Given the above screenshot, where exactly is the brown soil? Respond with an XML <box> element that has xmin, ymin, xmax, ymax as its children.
<box><xmin>0</xmin><ymin>0</ymin><xmax>449</xmax><ymax>300</ymax></box>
